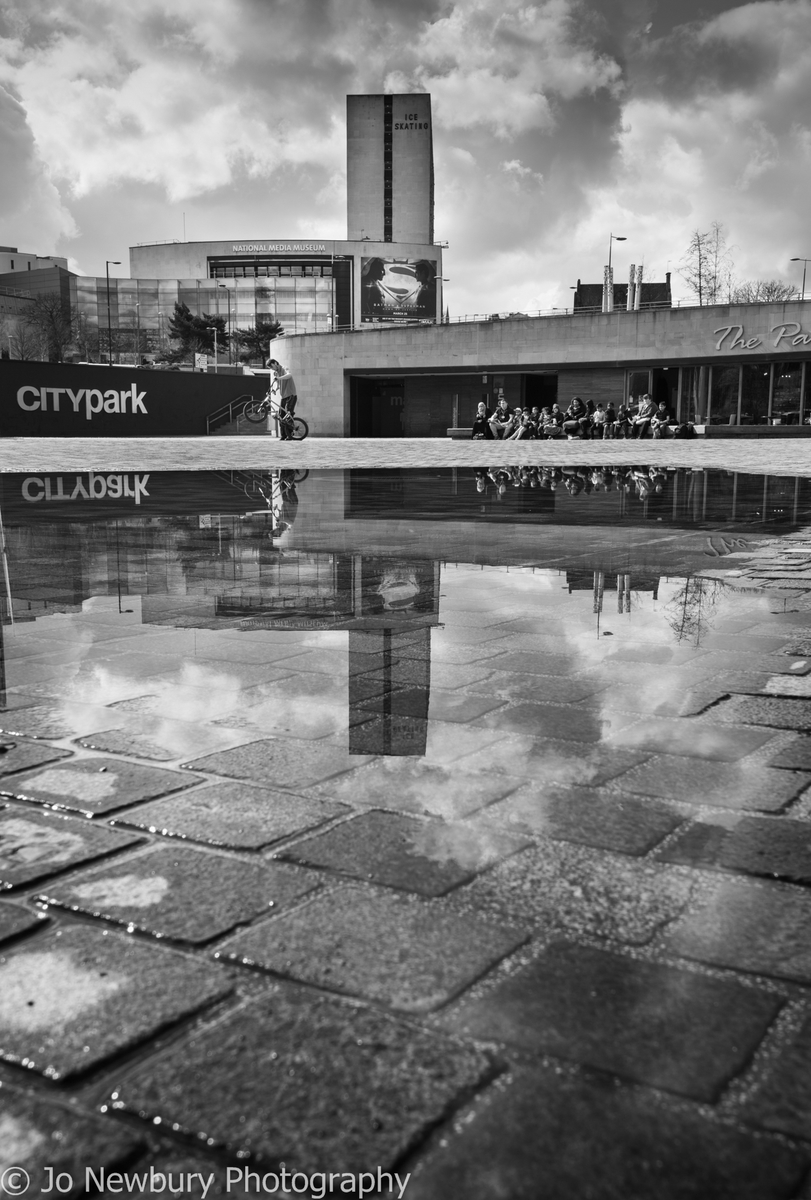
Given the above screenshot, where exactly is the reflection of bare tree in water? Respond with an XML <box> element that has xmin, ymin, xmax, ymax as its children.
<box><xmin>664</xmin><ymin>576</ymin><xmax>726</xmax><ymax>647</ymax></box>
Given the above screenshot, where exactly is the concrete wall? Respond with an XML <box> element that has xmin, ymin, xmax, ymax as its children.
<box><xmin>272</xmin><ymin>301</ymin><xmax>811</xmax><ymax>437</ymax></box>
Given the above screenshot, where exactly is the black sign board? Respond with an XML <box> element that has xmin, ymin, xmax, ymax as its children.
<box><xmin>0</xmin><ymin>361</ymin><xmax>267</xmax><ymax>437</ymax></box>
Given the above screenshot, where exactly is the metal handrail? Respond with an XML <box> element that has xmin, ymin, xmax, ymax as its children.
<box><xmin>206</xmin><ymin>392</ymin><xmax>257</xmax><ymax>434</ymax></box>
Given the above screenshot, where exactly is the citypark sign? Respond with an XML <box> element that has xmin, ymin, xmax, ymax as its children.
<box><xmin>231</xmin><ymin>243</ymin><xmax>328</xmax><ymax>254</ymax></box>
<box><xmin>0</xmin><ymin>361</ymin><xmax>266</xmax><ymax>437</ymax></box>
<box><xmin>714</xmin><ymin>321</ymin><xmax>811</xmax><ymax>352</ymax></box>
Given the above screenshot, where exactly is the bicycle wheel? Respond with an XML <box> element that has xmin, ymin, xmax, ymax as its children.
<box><xmin>292</xmin><ymin>468</ymin><xmax>310</xmax><ymax>483</ymax></box>
<box><xmin>243</xmin><ymin>401</ymin><xmax>268</xmax><ymax>424</ymax></box>
<box><xmin>290</xmin><ymin>417</ymin><xmax>309</xmax><ymax>440</ymax></box>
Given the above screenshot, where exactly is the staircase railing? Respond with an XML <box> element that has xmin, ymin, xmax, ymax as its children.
<box><xmin>206</xmin><ymin>393</ymin><xmax>258</xmax><ymax>434</ymax></box>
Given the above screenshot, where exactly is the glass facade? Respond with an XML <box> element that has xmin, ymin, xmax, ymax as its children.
<box><xmin>70</xmin><ymin>274</ymin><xmax>335</xmax><ymax>360</ymax></box>
<box><xmin>626</xmin><ymin>362</ymin><xmax>808</xmax><ymax>426</ymax></box>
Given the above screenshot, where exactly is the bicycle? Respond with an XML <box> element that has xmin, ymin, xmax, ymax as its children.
<box><xmin>242</xmin><ymin>385</ymin><xmax>309</xmax><ymax>440</ymax></box>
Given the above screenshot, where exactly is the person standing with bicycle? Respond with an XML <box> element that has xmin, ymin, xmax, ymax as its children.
<box><xmin>269</xmin><ymin>359</ymin><xmax>298</xmax><ymax>440</ymax></box>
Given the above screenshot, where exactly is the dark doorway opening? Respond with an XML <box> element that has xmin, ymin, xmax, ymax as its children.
<box><xmin>524</xmin><ymin>374</ymin><xmax>558</xmax><ymax>410</ymax></box>
<box><xmin>351</xmin><ymin>378</ymin><xmax>405</xmax><ymax>437</ymax></box>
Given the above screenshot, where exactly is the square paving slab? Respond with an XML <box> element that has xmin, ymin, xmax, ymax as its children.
<box><xmin>75</xmin><ymin>717</ymin><xmax>252</xmax><ymax>763</ymax></box>
<box><xmin>743</xmin><ymin>1013</ymin><xmax>811</xmax><ymax>1139</ymax></box>
<box><xmin>110</xmin><ymin>984</ymin><xmax>489</xmax><ymax>1175</ymax></box>
<box><xmin>36</xmin><ymin>844</ymin><xmax>317</xmax><ymax>943</ymax></box>
<box><xmin>113</xmin><ymin>780</ymin><xmax>349</xmax><ymax>849</ymax></box>
<box><xmin>0</xmin><ymin>899</ymin><xmax>47</xmax><ymax>943</ymax></box>
<box><xmin>280</xmin><ymin>810</ymin><xmax>528</xmax><ymax>896</ymax></box>
<box><xmin>1</xmin><ymin>757</ymin><xmax>200</xmax><ymax>816</ymax></box>
<box><xmin>710</xmin><ymin>694</ymin><xmax>811</xmax><ymax>730</ymax></box>
<box><xmin>612</xmin><ymin>755</ymin><xmax>811</xmax><ymax>811</ymax></box>
<box><xmin>459</xmin><ymin>840</ymin><xmax>695</xmax><ymax>945</ymax></box>
<box><xmin>219</xmin><ymin>885</ymin><xmax>527</xmax><ymax>1012</ymax></box>
<box><xmin>0</xmin><ymin>925</ymin><xmax>231</xmax><ymax>1080</ymax></box>
<box><xmin>666</xmin><ymin>876</ymin><xmax>811</xmax><ymax>983</ymax></box>
<box><xmin>309</xmin><ymin>758</ymin><xmax>520</xmax><ymax>819</ymax></box>
<box><xmin>0</xmin><ymin>1082</ymin><xmax>145</xmax><ymax>1197</ymax></box>
<box><xmin>0</xmin><ymin>809</ymin><xmax>141</xmax><ymax>890</ymax></box>
<box><xmin>184</xmin><ymin>739</ymin><xmax>369</xmax><ymax>788</ymax></box>
<box><xmin>0</xmin><ymin>702</ymin><xmax>122</xmax><ymax>740</ymax></box>
<box><xmin>406</xmin><ymin>1066</ymin><xmax>807</xmax><ymax>1200</ymax></box>
<box><xmin>662</xmin><ymin>815</ymin><xmax>811</xmax><ymax>885</ymax></box>
<box><xmin>0</xmin><ymin>740</ymin><xmax>72</xmax><ymax>776</ymax></box>
<box><xmin>768</xmin><ymin>735</ymin><xmax>811</xmax><ymax>770</ymax></box>
<box><xmin>483</xmin><ymin>782</ymin><xmax>683</xmax><ymax>855</ymax></box>
<box><xmin>607</xmin><ymin>716</ymin><xmax>776</xmax><ymax>760</ymax></box>
<box><xmin>439</xmin><ymin>941</ymin><xmax>782</xmax><ymax>1102</ymax></box>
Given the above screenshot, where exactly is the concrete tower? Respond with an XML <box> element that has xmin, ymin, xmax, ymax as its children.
<box><xmin>347</xmin><ymin>94</ymin><xmax>434</xmax><ymax>244</ymax></box>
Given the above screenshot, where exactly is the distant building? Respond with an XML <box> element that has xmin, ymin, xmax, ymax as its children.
<box><xmin>572</xmin><ymin>274</ymin><xmax>672</xmax><ymax>313</ymax></box>
<box><xmin>0</xmin><ymin>246</ymin><xmax>68</xmax><ymax>274</ymax></box>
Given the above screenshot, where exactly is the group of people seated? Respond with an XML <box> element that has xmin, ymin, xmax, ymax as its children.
<box><xmin>475</xmin><ymin>464</ymin><xmax>670</xmax><ymax>499</ymax></box>
<box><xmin>472</xmin><ymin>394</ymin><xmax>690</xmax><ymax>440</ymax></box>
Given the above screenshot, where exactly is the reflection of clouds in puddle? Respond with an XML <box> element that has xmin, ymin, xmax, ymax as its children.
<box><xmin>405</xmin><ymin>819</ymin><xmax>514</xmax><ymax>872</ymax></box>
<box><xmin>0</xmin><ymin>949</ymin><xmax>124</xmax><ymax>1031</ymax></box>
<box><xmin>224</xmin><ymin>692</ymin><xmax>345</xmax><ymax>738</ymax></box>
<box><xmin>0</xmin><ymin>818</ymin><xmax>87</xmax><ymax>866</ymax></box>
<box><xmin>764</xmin><ymin>674</ymin><xmax>811</xmax><ymax>695</ymax></box>
<box><xmin>0</xmin><ymin>1113</ymin><xmax>46</xmax><ymax>1164</ymax></box>
<box><xmin>69</xmin><ymin>874</ymin><xmax>170</xmax><ymax>908</ymax></box>
<box><xmin>19</xmin><ymin>768</ymin><xmax>119</xmax><ymax>803</ymax></box>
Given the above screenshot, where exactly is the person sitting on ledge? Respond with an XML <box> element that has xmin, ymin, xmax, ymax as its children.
<box><xmin>561</xmin><ymin>396</ymin><xmax>591</xmax><ymax>439</ymax></box>
<box><xmin>488</xmin><ymin>396</ymin><xmax>514</xmax><ymax>439</ymax></box>
<box><xmin>508</xmin><ymin>410</ymin><xmax>537</xmax><ymax>439</ymax></box>
<box><xmin>631</xmin><ymin>393</ymin><xmax>657</xmax><ymax>438</ymax></box>
<box><xmin>471</xmin><ymin>401</ymin><xmax>494</xmax><ymax>439</ymax></box>
<box><xmin>651</xmin><ymin>401</ymin><xmax>672</xmax><ymax>438</ymax></box>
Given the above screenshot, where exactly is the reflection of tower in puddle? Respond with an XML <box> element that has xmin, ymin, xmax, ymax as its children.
<box><xmin>347</xmin><ymin>557</ymin><xmax>440</xmax><ymax>756</ymax></box>
<box><xmin>349</xmin><ymin>627</ymin><xmax>431</xmax><ymax>755</ymax></box>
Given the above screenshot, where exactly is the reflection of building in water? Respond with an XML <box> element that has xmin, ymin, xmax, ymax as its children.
<box><xmin>349</xmin><ymin>628</ymin><xmax>432</xmax><ymax>756</ymax></box>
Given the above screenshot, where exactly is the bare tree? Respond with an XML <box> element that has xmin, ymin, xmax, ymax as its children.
<box><xmin>679</xmin><ymin>222</ymin><xmax>734</xmax><ymax>306</ymax></box>
<box><xmin>731</xmin><ymin>279</ymin><xmax>797</xmax><ymax>303</ymax></box>
<box><xmin>664</xmin><ymin>576</ymin><xmax>725</xmax><ymax>646</ymax></box>
<box><xmin>25</xmin><ymin>291</ymin><xmax>79</xmax><ymax>362</ymax></box>
<box><xmin>0</xmin><ymin>314</ymin><xmax>42</xmax><ymax>360</ymax></box>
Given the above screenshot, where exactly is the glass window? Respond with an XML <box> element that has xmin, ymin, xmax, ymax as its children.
<box><xmin>772</xmin><ymin>362</ymin><xmax>802</xmax><ymax>424</ymax></box>
<box><xmin>709</xmin><ymin>365</ymin><xmax>739</xmax><ymax>425</ymax></box>
<box><xmin>627</xmin><ymin>370</ymin><xmax>650</xmax><ymax>405</ymax></box>
<box><xmin>740</xmin><ymin>364</ymin><xmax>771</xmax><ymax>425</ymax></box>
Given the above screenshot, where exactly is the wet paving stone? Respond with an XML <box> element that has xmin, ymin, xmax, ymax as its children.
<box><xmin>769</xmin><ymin>735</ymin><xmax>811</xmax><ymax>769</ymax></box>
<box><xmin>0</xmin><ymin>900</ymin><xmax>47</xmax><ymax>943</ymax></box>
<box><xmin>111</xmin><ymin>984</ymin><xmax>490</xmax><ymax>1175</ymax></box>
<box><xmin>469</xmin><ymin>669</ymin><xmax>608</xmax><ymax>705</ymax></box>
<box><xmin>76</xmin><ymin>718</ymin><xmax>252</xmax><ymax>764</ymax></box>
<box><xmin>279</xmin><ymin>810</ymin><xmax>528</xmax><ymax>896</ymax></box>
<box><xmin>477</xmin><ymin>701</ymin><xmax>614</xmax><ymax>743</ymax></box>
<box><xmin>113</xmin><ymin>780</ymin><xmax>349</xmax><ymax>849</ymax></box>
<box><xmin>666</xmin><ymin>877</ymin><xmax>811</xmax><ymax>983</ymax></box>
<box><xmin>439</xmin><ymin>942</ymin><xmax>782</xmax><ymax>1102</ymax></box>
<box><xmin>2</xmin><ymin>757</ymin><xmax>200</xmax><ymax>816</ymax></box>
<box><xmin>37</xmin><ymin>844</ymin><xmax>317</xmax><ymax>943</ymax></box>
<box><xmin>715</xmin><ymin>816</ymin><xmax>811</xmax><ymax>884</ymax></box>
<box><xmin>613</xmin><ymin>754</ymin><xmax>811</xmax><ymax>811</ymax></box>
<box><xmin>184</xmin><ymin>738</ymin><xmax>369</xmax><ymax>788</ymax></box>
<box><xmin>456</xmin><ymin>735</ymin><xmax>651</xmax><ymax>789</ymax></box>
<box><xmin>0</xmin><ymin>1082</ymin><xmax>145</xmax><ymax>1198</ymax></box>
<box><xmin>711</xmin><ymin>694</ymin><xmax>811</xmax><ymax>730</ymax></box>
<box><xmin>484</xmin><ymin>783</ymin><xmax>683</xmax><ymax>855</ymax></box>
<box><xmin>0</xmin><ymin>702</ymin><xmax>120</xmax><ymax>740</ymax></box>
<box><xmin>656</xmin><ymin>821</ymin><xmax>733</xmax><ymax>869</ymax></box>
<box><xmin>310</xmin><ymin>758</ymin><xmax>520</xmax><ymax>819</ymax></box>
<box><xmin>480</xmin><ymin>651</ymin><xmax>582</xmax><ymax>678</ymax></box>
<box><xmin>743</xmin><ymin>1013</ymin><xmax>811</xmax><ymax>1139</ymax></box>
<box><xmin>219</xmin><ymin>886</ymin><xmax>527</xmax><ymax>1012</ymax></box>
<box><xmin>459</xmin><ymin>841</ymin><xmax>694</xmax><ymax>945</ymax></box>
<box><xmin>0</xmin><ymin>925</ymin><xmax>232</xmax><ymax>1080</ymax></box>
<box><xmin>0</xmin><ymin>809</ymin><xmax>141</xmax><ymax>890</ymax></box>
<box><xmin>405</xmin><ymin>1067</ymin><xmax>807</xmax><ymax>1200</ymax></box>
<box><xmin>0</xmin><ymin>740</ymin><xmax>72</xmax><ymax>776</ymax></box>
<box><xmin>607</xmin><ymin>716</ymin><xmax>776</xmax><ymax>761</ymax></box>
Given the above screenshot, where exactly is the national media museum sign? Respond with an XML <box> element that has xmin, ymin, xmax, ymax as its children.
<box><xmin>231</xmin><ymin>243</ymin><xmax>328</xmax><ymax>253</ymax></box>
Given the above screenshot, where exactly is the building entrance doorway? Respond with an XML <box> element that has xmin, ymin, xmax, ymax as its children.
<box><xmin>524</xmin><ymin>374</ymin><xmax>558</xmax><ymax>410</ymax></box>
<box><xmin>350</xmin><ymin>379</ymin><xmax>405</xmax><ymax>437</ymax></box>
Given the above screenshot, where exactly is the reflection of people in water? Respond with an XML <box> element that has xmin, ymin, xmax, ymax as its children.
<box><xmin>266</xmin><ymin>470</ymin><xmax>299</xmax><ymax>538</ymax></box>
<box><xmin>472</xmin><ymin>465</ymin><xmax>676</xmax><ymax>501</ymax></box>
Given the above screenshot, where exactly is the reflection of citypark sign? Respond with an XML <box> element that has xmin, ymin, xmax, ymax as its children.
<box><xmin>714</xmin><ymin>322</ymin><xmax>811</xmax><ymax>352</ymax></box>
<box><xmin>231</xmin><ymin>243</ymin><xmax>327</xmax><ymax>254</ymax></box>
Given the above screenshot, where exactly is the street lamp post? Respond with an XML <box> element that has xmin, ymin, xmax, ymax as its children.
<box><xmin>604</xmin><ymin>234</ymin><xmax>627</xmax><ymax>314</ymax></box>
<box><xmin>218</xmin><ymin>283</ymin><xmax>232</xmax><ymax>363</ymax></box>
<box><xmin>791</xmin><ymin>258</ymin><xmax>810</xmax><ymax>301</ymax></box>
<box><xmin>105</xmin><ymin>260</ymin><xmax>121</xmax><ymax>366</ymax></box>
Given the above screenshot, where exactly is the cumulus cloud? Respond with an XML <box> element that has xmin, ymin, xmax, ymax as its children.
<box><xmin>0</xmin><ymin>0</ymin><xmax>808</xmax><ymax>310</ymax></box>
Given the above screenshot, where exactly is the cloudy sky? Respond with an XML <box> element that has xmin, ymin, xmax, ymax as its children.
<box><xmin>1</xmin><ymin>0</ymin><xmax>809</xmax><ymax>315</ymax></box>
